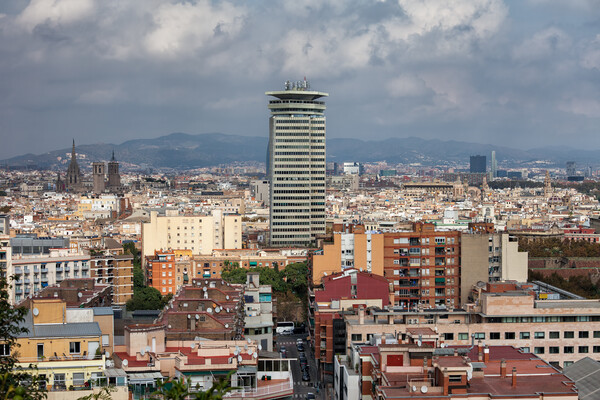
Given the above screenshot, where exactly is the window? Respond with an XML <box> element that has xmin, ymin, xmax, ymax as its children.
<box><xmin>458</xmin><ymin>333</ymin><xmax>468</xmax><ymax>340</ymax></box>
<box><xmin>579</xmin><ymin>331</ymin><xmax>589</xmax><ymax>339</ymax></box>
<box><xmin>564</xmin><ymin>346</ymin><xmax>574</xmax><ymax>354</ymax></box>
<box><xmin>490</xmin><ymin>332</ymin><xmax>500</xmax><ymax>340</ymax></box>
<box><xmin>593</xmin><ymin>346</ymin><xmax>600</xmax><ymax>353</ymax></box>
<box><xmin>520</xmin><ymin>347</ymin><xmax>530</xmax><ymax>353</ymax></box>
<box><xmin>72</xmin><ymin>372</ymin><xmax>85</xmax><ymax>386</ymax></box>
<box><xmin>54</xmin><ymin>373</ymin><xmax>66</xmax><ymax>389</ymax></box>
<box><xmin>505</xmin><ymin>332</ymin><xmax>515</xmax><ymax>340</ymax></box>
<box><xmin>520</xmin><ymin>332</ymin><xmax>530</xmax><ymax>339</ymax></box>
<box><xmin>564</xmin><ymin>361</ymin><xmax>574</xmax><ymax>367</ymax></box>
<box><xmin>351</xmin><ymin>334</ymin><xmax>362</xmax><ymax>341</ymax></box>
<box><xmin>0</xmin><ymin>344</ymin><xmax>9</xmax><ymax>357</ymax></box>
<box><xmin>549</xmin><ymin>331</ymin><xmax>560</xmax><ymax>339</ymax></box>
<box><xmin>549</xmin><ymin>347</ymin><xmax>559</xmax><ymax>354</ymax></box>
<box><xmin>69</xmin><ymin>342</ymin><xmax>80</xmax><ymax>354</ymax></box>
<box><xmin>443</xmin><ymin>333</ymin><xmax>454</xmax><ymax>340</ymax></box>
<box><xmin>564</xmin><ymin>331</ymin><xmax>574</xmax><ymax>339</ymax></box>
<box><xmin>474</xmin><ymin>332</ymin><xmax>485</xmax><ymax>340</ymax></box>
<box><xmin>579</xmin><ymin>346</ymin><xmax>589</xmax><ymax>353</ymax></box>
<box><xmin>533</xmin><ymin>347</ymin><xmax>544</xmax><ymax>354</ymax></box>
<box><xmin>594</xmin><ymin>331</ymin><xmax>600</xmax><ymax>338</ymax></box>
<box><xmin>102</xmin><ymin>335</ymin><xmax>109</xmax><ymax>346</ymax></box>
<box><xmin>534</xmin><ymin>332</ymin><xmax>545</xmax><ymax>339</ymax></box>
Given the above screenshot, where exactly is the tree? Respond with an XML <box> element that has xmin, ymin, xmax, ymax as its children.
<box><xmin>133</xmin><ymin>266</ymin><xmax>145</xmax><ymax>290</ymax></box>
<box><xmin>126</xmin><ymin>287</ymin><xmax>167</xmax><ymax>311</ymax></box>
<box><xmin>77</xmin><ymin>386</ymin><xmax>115</xmax><ymax>400</ymax></box>
<box><xmin>151</xmin><ymin>371</ymin><xmax>237</xmax><ymax>400</ymax></box>
<box><xmin>0</xmin><ymin>275</ymin><xmax>47</xmax><ymax>400</ymax></box>
<box><xmin>283</xmin><ymin>262</ymin><xmax>308</xmax><ymax>296</ymax></box>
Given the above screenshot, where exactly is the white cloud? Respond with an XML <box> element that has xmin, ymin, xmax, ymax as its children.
<box><xmin>388</xmin><ymin>74</ymin><xmax>429</xmax><ymax>97</ymax></box>
<box><xmin>143</xmin><ymin>1</ymin><xmax>247</xmax><ymax>58</ymax></box>
<box><xmin>17</xmin><ymin>0</ymin><xmax>95</xmax><ymax>31</ymax></box>
<box><xmin>559</xmin><ymin>98</ymin><xmax>600</xmax><ymax>118</ymax></box>
<box><xmin>512</xmin><ymin>27</ymin><xmax>571</xmax><ymax>61</ymax></box>
<box><xmin>77</xmin><ymin>87</ymin><xmax>125</xmax><ymax>105</ymax></box>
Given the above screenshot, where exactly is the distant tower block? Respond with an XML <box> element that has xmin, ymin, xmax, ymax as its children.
<box><xmin>92</xmin><ymin>162</ymin><xmax>106</xmax><ymax>194</ymax></box>
<box><xmin>107</xmin><ymin>150</ymin><xmax>121</xmax><ymax>192</ymax></box>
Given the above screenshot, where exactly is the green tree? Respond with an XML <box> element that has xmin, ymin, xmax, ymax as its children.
<box><xmin>126</xmin><ymin>287</ymin><xmax>168</xmax><ymax>311</ymax></box>
<box><xmin>0</xmin><ymin>275</ymin><xmax>47</xmax><ymax>400</ymax></box>
<box><xmin>133</xmin><ymin>266</ymin><xmax>145</xmax><ymax>290</ymax></box>
<box><xmin>152</xmin><ymin>371</ymin><xmax>237</xmax><ymax>400</ymax></box>
<box><xmin>283</xmin><ymin>262</ymin><xmax>308</xmax><ymax>296</ymax></box>
<box><xmin>77</xmin><ymin>386</ymin><xmax>115</xmax><ymax>400</ymax></box>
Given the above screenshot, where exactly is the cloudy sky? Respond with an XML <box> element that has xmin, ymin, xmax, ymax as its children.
<box><xmin>0</xmin><ymin>0</ymin><xmax>599</xmax><ymax>159</ymax></box>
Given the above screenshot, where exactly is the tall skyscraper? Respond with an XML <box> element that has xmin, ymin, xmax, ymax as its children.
<box><xmin>470</xmin><ymin>155</ymin><xmax>486</xmax><ymax>173</ymax></box>
<box><xmin>491</xmin><ymin>151</ymin><xmax>497</xmax><ymax>178</ymax></box>
<box><xmin>266</xmin><ymin>79</ymin><xmax>327</xmax><ymax>247</ymax></box>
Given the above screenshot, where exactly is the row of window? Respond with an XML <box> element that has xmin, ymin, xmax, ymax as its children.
<box><xmin>523</xmin><ymin>346</ymin><xmax>600</xmax><ymax>354</ymax></box>
<box><xmin>448</xmin><ymin>330</ymin><xmax>600</xmax><ymax>340</ymax></box>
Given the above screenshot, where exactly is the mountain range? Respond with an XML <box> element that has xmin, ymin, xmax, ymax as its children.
<box><xmin>1</xmin><ymin>132</ymin><xmax>596</xmax><ymax>171</ymax></box>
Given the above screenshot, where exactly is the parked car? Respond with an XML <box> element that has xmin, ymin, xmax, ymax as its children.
<box><xmin>302</xmin><ymin>371</ymin><xmax>311</xmax><ymax>381</ymax></box>
<box><xmin>297</xmin><ymin>343</ymin><xmax>305</xmax><ymax>352</ymax></box>
<box><xmin>306</xmin><ymin>393</ymin><xmax>315</xmax><ymax>400</ymax></box>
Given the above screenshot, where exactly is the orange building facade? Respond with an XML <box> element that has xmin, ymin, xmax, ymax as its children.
<box><xmin>147</xmin><ymin>250</ymin><xmax>177</xmax><ymax>295</ymax></box>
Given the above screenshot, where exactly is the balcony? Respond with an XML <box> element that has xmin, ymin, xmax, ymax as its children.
<box><xmin>24</xmin><ymin>279</ymin><xmax>30</xmax><ymax>285</ymax></box>
<box><xmin>34</xmin><ymin>277</ymin><xmax>40</xmax><ymax>284</ymax></box>
<box><xmin>41</xmin><ymin>276</ymin><xmax>48</xmax><ymax>283</ymax></box>
<box><xmin>14</xmin><ymin>267</ymin><xmax>23</xmax><ymax>275</ymax></box>
<box><xmin>224</xmin><ymin>380</ymin><xmax>293</xmax><ymax>400</ymax></box>
<box><xmin>81</xmin><ymin>264</ymin><xmax>89</xmax><ymax>270</ymax></box>
<box><xmin>56</xmin><ymin>267</ymin><xmax>63</xmax><ymax>273</ymax></box>
<box><xmin>15</xmin><ymin>289</ymin><xmax>23</xmax><ymax>295</ymax></box>
<box><xmin>41</xmin><ymin>268</ymin><xmax>48</xmax><ymax>273</ymax></box>
<box><xmin>24</xmin><ymin>267</ymin><xmax>30</xmax><ymax>274</ymax></box>
<box><xmin>65</xmin><ymin>266</ymin><xmax>70</xmax><ymax>272</ymax></box>
<box><xmin>33</xmin><ymin>266</ymin><xmax>39</xmax><ymax>273</ymax></box>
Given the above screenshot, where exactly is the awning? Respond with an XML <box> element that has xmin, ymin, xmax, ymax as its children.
<box><xmin>105</xmin><ymin>368</ymin><xmax>127</xmax><ymax>378</ymax></box>
<box><xmin>127</xmin><ymin>372</ymin><xmax>164</xmax><ymax>384</ymax></box>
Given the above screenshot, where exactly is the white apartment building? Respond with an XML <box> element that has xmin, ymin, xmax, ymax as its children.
<box><xmin>243</xmin><ymin>272</ymin><xmax>274</xmax><ymax>352</ymax></box>
<box><xmin>9</xmin><ymin>248</ymin><xmax>91</xmax><ymax>304</ymax></box>
<box><xmin>266</xmin><ymin>79</ymin><xmax>327</xmax><ymax>247</ymax></box>
<box><xmin>141</xmin><ymin>209</ymin><xmax>242</xmax><ymax>259</ymax></box>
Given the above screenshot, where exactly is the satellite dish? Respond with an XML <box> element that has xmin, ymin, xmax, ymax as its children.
<box><xmin>207</xmin><ymin>308</ymin><xmax>212</xmax><ymax>313</ymax></box>
<box><xmin>253</xmin><ymin>352</ymin><xmax>258</xmax><ymax>359</ymax></box>
<box><xmin>421</xmin><ymin>386</ymin><xmax>428</xmax><ymax>394</ymax></box>
<box><xmin>245</xmin><ymin>344</ymin><xmax>248</xmax><ymax>350</ymax></box>
<box><xmin>412</xmin><ymin>385</ymin><xmax>417</xmax><ymax>392</ymax></box>
<box><xmin>226</xmin><ymin>295</ymin><xmax>230</xmax><ymax>300</ymax></box>
<box><xmin>191</xmin><ymin>343</ymin><xmax>195</xmax><ymax>349</ymax></box>
<box><xmin>225</xmin><ymin>323</ymin><xmax>229</xmax><ymax>328</ymax></box>
<box><xmin>205</xmin><ymin>281</ymin><xmax>208</xmax><ymax>285</ymax></box>
<box><xmin>417</xmin><ymin>340</ymin><xmax>422</xmax><ymax>347</ymax></box>
<box><xmin>203</xmin><ymin>287</ymin><xmax>207</xmax><ymax>291</ymax></box>
<box><xmin>168</xmin><ymin>324</ymin><xmax>172</xmax><ymax>329</ymax></box>
<box><xmin>236</xmin><ymin>346</ymin><xmax>240</xmax><ymax>353</ymax></box>
<box><xmin>247</xmin><ymin>338</ymin><xmax>252</xmax><ymax>344</ymax></box>
<box><xmin>227</xmin><ymin>308</ymin><xmax>230</xmax><ymax>313</ymax></box>
<box><xmin>105</xmin><ymin>351</ymin><xmax>110</xmax><ymax>358</ymax></box>
<box><xmin>215</xmin><ymin>307</ymin><xmax>220</xmax><ymax>313</ymax></box>
<box><xmin>187</xmin><ymin>314</ymin><xmax>191</xmax><ymax>319</ymax></box>
<box><xmin>105</xmin><ymin>360</ymin><xmax>113</xmax><ymax>368</ymax></box>
<box><xmin>195</xmin><ymin>314</ymin><xmax>199</xmax><ymax>320</ymax></box>
<box><xmin>78</xmin><ymin>292</ymin><xmax>82</xmax><ymax>298</ymax></box>
<box><xmin>324</xmin><ymin>272</ymin><xmax>327</xmax><ymax>276</ymax></box>
<box><xmin>122</xmin><ymin>359</ymin><xmax>128</xmax><ymax>367</ymax></box>
<box><xmin>237</xmin><ymin>355</ymin><xmax>242</xmax><ymax>363</ymax></box>
<box><xmin>258</xmin><ymin>344</ymin><xmax>262</xmax><ymax>351</ymax></box>
<box><xmin>247</xmin><ymin>349</ymin><xmax>252</xmax><ymax>355</ymax></box>
<box><xmin>140</xmin><ymin>348</ymin><xmax>145</xmax><ymax>356</ymax></box>
<box><xmin>32</xmin><ymin>308</ymin><xmax>39</xmax><ymax>316</ymax></box>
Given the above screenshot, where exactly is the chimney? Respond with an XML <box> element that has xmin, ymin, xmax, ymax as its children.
<box><xmin>500</xmin><ymin>359</ymin><xmax>507</xmax><ymax>378</ymax></box>
<box><xmin>511</xmin><ymin>367</ymin><xmax>517</xmax><ymax>388</ymax></box>
<box><xmin>483</xmin><ymin>346</ymin><xmax>490</xmax><ymax>363</ymax></box>
<box><xmin>453</xmin><ymin>348</ymin><xmax>458</xmax><ymax>357</ymax></box>
<box><xmin>358</xmin><ymin>306</ymin><xmax>365</xmax><ymax>325</ymax></box>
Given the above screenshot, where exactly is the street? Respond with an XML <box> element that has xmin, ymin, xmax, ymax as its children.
<box><xmin>275</xmin><ymin>333</ymin><xmax>327</xmax><ymax>400</ymax></box>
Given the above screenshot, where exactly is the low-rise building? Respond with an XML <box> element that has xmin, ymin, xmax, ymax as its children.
<box><xmin>243</xmin><ymin>272</ymin><xmax>274</xmax><ymax>351</ymax></box>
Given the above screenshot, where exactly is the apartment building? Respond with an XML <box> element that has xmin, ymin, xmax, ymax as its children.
<box><xmin>147</xmin><ymin>250</ymin><xmax>177</xmax><ymax>295</ymax></box>
<box><xmin>344</xmin><ymin>282</ymin><xmax>600</xmax><ymax>369</ymax></box>
<box><xmin>460</xmin><ymin>232</ymin><xmax>528</xmax><ymax>304</ymax></box>
<box><xmin>194</xmin><ymin>248</ymin><xmax>307</xmax><ymax>279</ymax></box>
<box><xmin>141</xmin><ymin>210</ymin><xmax>242</xmax><ymax>259</ymax></box>
<box><xmin>9</xmin><ymin>248</ymin><xmax>91</xmax><ymax>304</ymax></box>
<box><xmin>337</xmin><ymin>341</ymin><xmax>577</xmax><ymax>400</ymax></box>
<box><xmin>10</xmin><ymin>299</ymin><xmax>127</xmax><ymax>399</ymax></box>
<box><xmin>310</xmin><ymin>269</ymin><xmax>391</xmax><ymax>377</ymax></box>
<box><xmin>243</xmin><ymin>272</ymin><xmax>274</xmax><ymax>351</ymax></box>
<box><xmin>91</xmin><ymin>254</ymin><xmax>134</xmax><ymax>305</ymax></box>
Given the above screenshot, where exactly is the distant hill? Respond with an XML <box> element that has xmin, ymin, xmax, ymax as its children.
<box><xmin>2</xmin><ymin>132</ymin><xmax>598</xmax><ymax>170</ymax></box>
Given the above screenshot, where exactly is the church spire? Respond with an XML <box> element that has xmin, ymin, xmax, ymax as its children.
<box><xmin>111</xmin><ymin>149</ymin><xmax>115</xmax><ymax>161</ymax></box>
<box><xmin>71</xmin><ymin>139</ymin><xmax>76</xmax><ymax>160</ymax></box>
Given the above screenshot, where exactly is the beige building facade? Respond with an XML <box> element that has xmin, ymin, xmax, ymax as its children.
<box><xmin>141</xmin><ymin>210</ymin><xmax>242</xmax><ymax>259</ymax></box>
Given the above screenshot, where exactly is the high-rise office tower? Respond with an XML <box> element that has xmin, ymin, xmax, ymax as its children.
<box><xmin>566</xmin><ymin>161</ymin><xmax>576</xmax><ymax>177</ymax></box>
<box><xmin>266</xmin><ymin>79</ymin><xmax>327</xmax><ymax>247</ymax></box>
<box><xmin>470</xmin><ymin>155</ymin><xmax>486</xmax><ymax>173</ymax></box>
<box><xmin>491</xmin><ymin>151</ymin><xmax>497</xmax><ymax>178</ymax></box>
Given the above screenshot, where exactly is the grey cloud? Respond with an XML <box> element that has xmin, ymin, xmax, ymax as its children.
<box><xmin>0</xmin><ymin>0</ymin><xmax>599</xmax><ymax>159</ymax></box>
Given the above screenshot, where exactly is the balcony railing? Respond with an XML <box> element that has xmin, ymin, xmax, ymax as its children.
<box><xmin>224</xmin><ymin>381</ymin><xmax>293</xmax><ymax>400</ymax></box>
